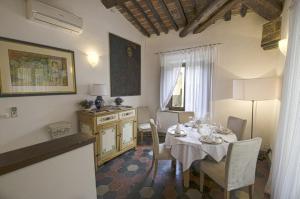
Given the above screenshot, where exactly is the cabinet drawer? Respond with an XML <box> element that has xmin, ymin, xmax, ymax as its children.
<box><xmin>97</xmin><ymin>114</ymin><xmax>118</xmax><ymax>125</ymax></box>
<box><xmin>119</xmin><ymin>110</ymin><xmax>135</xmax><ymax>119</ymax></box>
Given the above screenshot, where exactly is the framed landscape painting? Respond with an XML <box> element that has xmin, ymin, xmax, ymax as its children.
<box><xmin>0</xmin><ymin>37</ymin><xmax>76</xmax><ymax>97</ymax></box>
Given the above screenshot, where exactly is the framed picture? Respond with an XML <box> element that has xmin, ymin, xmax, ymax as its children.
<box><xmin>109</xmin><ymin>33</ymin><xmax>141</xmax><ymax>97</ymax></box>
<box><xmin>0</xmin><ymin>37</ymin><xmax>76</xmax><ymax>97</ymax></box>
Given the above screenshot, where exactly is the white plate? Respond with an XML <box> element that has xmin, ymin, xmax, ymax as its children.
<box><xmin>199</xmin><ymin>136</ymin><xmax>223</xmax><ymax>144</ymax></box>
<box><xmin>169</xmin><ymin>130</ymin><xmax>187</xmax><ymax>137</ymax></box>
<box><xmin>216</xmin><ymin>128</ymin><xmax>232</xmax><ymax>135</ymax></box>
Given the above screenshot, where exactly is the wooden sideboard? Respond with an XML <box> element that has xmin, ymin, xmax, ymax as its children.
<box><xmin>77</xmin><ymin>107</ymin><xmax>137</xmax><ymax>166</ymax></box>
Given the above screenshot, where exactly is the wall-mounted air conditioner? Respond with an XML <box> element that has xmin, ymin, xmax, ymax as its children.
<box><xmin>26</xmin><ymin>0</ymin><xmax>83</xmax><ymax>34</ymax></box>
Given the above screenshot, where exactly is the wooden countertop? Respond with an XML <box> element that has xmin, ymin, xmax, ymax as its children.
<box><xmin>0</xmin><ymin>133</ymin><xmax>95</xmax><ymax>176</ymax></box>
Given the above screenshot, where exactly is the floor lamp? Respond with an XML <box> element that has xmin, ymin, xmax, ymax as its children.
<box><xmin>233</xmin><ymin>78</ymin><xmax>280</xmax><ymax>139</ymax></box>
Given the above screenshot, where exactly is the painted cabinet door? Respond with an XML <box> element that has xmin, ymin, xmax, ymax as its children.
<box><xmin>120</xmin><ymin>120</ymin><xmax>136</xmax><ymax>150</ymax></box>
<box><xmin>99</xmin><ymin>123</ymin><xmax>118</xmax><ymax>163</ymax></box>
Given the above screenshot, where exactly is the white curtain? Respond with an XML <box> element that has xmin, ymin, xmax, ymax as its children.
<box><xmin>185</xmin><ymin>46</ymin><xmax>217</xmax><ymax>119</ymax></box>
<box><xmin>159</xmin><ymin>51</ymin><xmax>185</xmax><ymax>110</ymax></box>
<box><xmin>271</xmin><ymin>1</ymin><xmax>300</xmax><ymax>198</ymax></box>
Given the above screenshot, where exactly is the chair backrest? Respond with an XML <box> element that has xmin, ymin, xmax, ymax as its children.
<box><xmin>137</xmin><ymin>106</ymin><xmax>151</xmax><ymax>124</ymax></box>
<box><xmin>227</xmin><ymin>116</ymin><xmax>247</xmax><ymax>140</ymax></box>
<box><xmin>149</xmin><ymin>119</ymin><xmax>159</xmax><ymax>158</ymax></box>
<box><xmin>156</xmin><ymin>111</ymin><xmax>178</xmax><ymax>133</ymax></box>
<box><xmin>225</xmin><ymin>137</ymin><xmax>262</xmax><ymax>191</ymax></box>
<box><xmin>178</xmin><ymin>112</ymin><xmax>195</xmax><ymax>124</ymax></box>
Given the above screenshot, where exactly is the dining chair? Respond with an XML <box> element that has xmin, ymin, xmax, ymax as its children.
<box><xmin>149</xmin><ymin>119</ymin><xmax>175</xmax><ymax>179</ymax></box>
<box><xmin>227</xmin><ymin>116</ymin><xmax>247</xmax><ymax>140</ymax></box>
<box><xmin>156</xmin><ymin>111</ymin><xmax>178</xmax><ymax>134</ymax></box>
<box><xmin>137</xmin><ymin>106</ymin><xmax>152</xmax><ymax>144</ymax></box>
<box><xmin>199</xmin><ymin>137</ymin><xmax>262</xmax><ymax>199</ymax></box>
<box><xmin>178</xmin><ymin>111</ymin><xmax>195</xmax><ymax>123</ymax></box>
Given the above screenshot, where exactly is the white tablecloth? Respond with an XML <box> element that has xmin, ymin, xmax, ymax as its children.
<box><xmin>165</xmin><ymin>125</ymin><xmax>237</xmax><ymax>171</ymax></box>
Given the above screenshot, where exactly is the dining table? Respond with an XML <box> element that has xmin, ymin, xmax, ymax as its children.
<box><xmin>165</xmin><ymin>124</ymin><xmax>237</xmax><ymax>188</ymax></box>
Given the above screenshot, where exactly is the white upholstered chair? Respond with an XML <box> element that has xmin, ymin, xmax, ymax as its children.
<box><xmin>149</xmin><ymin>119</ymin><xmax>175</xmax><ymax>179</ymax></box>
<box><xmin>178</xmin><ymin>111</ymin><xmax>195</xmax><ymax>124</ymax></box>
<box><xmin>200</xmin><ymin>137</ymin><xmax>262</xmax><ymax>199</ymax></box>
<box><xmin>137</xmin><ymin>106</ymin><xmax>152</xmax><ymax>144</ymax></box>
<box><xmin>227</xmin><ymin>116</ymin><xmax>247</xmax><ymax>140</ymax></box>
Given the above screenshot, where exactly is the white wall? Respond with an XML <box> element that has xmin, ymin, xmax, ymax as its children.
<box><xmin>0</xmin><ymin>0</ymin><xmax>152</xmax><ymax>152</ymax></box>
<box><xmin>145</xmin><ymin>13</ymin><xmax>285</xmax><ymax>149</ymax></box>
<box><xmin>0</xmin><ymin>144</ymin><xmax>97</xmax><ymax>199</ymax></box>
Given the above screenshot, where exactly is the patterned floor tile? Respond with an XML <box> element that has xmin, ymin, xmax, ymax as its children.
<box><xmin>97</xmin><ymin>185</ymin><xmax>109</xmax><ymax>196</ymax></box>
<box><xmin>139</xmin><ymin>187</ymin><xmax>154</xmax><ymax>198</ymax></box>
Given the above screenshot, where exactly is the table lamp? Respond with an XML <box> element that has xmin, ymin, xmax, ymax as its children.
<box><xmin>233</xmin><ymin>78</ymin><xmax>280</xmax><ymax>138</ymax></box>
<box><xmin>90</xmin><ymin>84</ymin><xmax>108</xmax><ymax>110</ymax></box>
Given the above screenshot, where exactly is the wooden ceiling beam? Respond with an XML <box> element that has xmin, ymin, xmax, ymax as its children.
<box><xmin>145</xmin><ymin>0</ymin><xmax>168</xmax><ymax>34</ymax></box>
<box><xmin>179</xmin><ymin>0</ymin><xmax>229</xmax><ymax>37</ymax></box>
<box><xmin>243</xmin><ymin>0</ymin><xmax>282</xmax><ymax>20</ymax></box>
<box><xmin>193</xmin><ymin>0</ymin><xmax>241</xmax><ymax>34</ymax></box>
<box><xmin>157</xmin><ymin>0</ymin><xmax>179</xmax><ymax>31</ymax></box>
<box><xmin>240</xmin><ymin>4</ymin><xmax>248</xmax><ymax>17</ymax></box>
<box><xmin>174</xmin><ymin>0</ymin><xmax>188</xmax><ymax>25</ymax></box>
<box><xmin>101</xmin><ymin>0</ymin><xmax>130</xmax><ymax>9</ymax></box>
<box><xmin>119</xmin><ymin>3</ymin><xmax>151</xmax><ymax>37</ymax></box>
<box><xmin>132</xmin><ymin>0</ymin><xmax>160</xmax><ymax>36</ymax></box>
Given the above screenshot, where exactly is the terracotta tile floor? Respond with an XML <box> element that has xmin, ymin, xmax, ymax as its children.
<box><xmin>96</xmin><ymin>137</ymin><xmax>271</xmax><ymax>199</ymax></box>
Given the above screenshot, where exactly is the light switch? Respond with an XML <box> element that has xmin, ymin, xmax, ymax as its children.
<box><xmin>11</xmin><ymin>107</ymin><xmax>17</xmax><ymax>118</ymax></box>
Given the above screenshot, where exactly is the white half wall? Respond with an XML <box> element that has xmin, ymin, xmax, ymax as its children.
<box><xmin>0</xmin><ymin>144</ymin><xmax>97</xmax><ymax>199</ymax></box>
<box><xmin>145</xmin><ymin>13</ymin><xmax>286</xmax><ymax>149</ymax></box>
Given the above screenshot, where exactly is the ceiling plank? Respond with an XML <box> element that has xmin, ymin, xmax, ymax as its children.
<box><xmin>179</xmin><ymin>0</ymin><xmax>229</xmax><ymax>37</ymax></box>
<box><xmin>132</xmin><ymin>0</ymin><xmax>160</xmax><ymax>35</ymax></box>
<box><xmin>240</xmin><ymin>4</ymin><xmax>248</xmax><ymax>17</ymax></box>
<box><xmin>224</xmin><ymin>10</ymin><xmax>232</xmax><ymax>21</ymax></box>
<box><xmin>157</xmin><ymin>0</ymin><xmax>179</xmax><ymax>31</ymax></box>
<box><xmin>101</xmin><ymin>0</ymin><xmax>130</xmax><ymax>9</ymax></box>
<box><xmin>119</xmin><ymin>3</ymin><xmax>151</xmax><ymax>37</ymax></box>
<box><xmin>243</xmin><ymin>0</ymin><xmax>282</xmax><ymax>20</ymax></box>
<box><xmin>145</xmin><ymin>0</ymin><xmax>168</xmax><ymax>34</ymax></box>
<box><xmin>193</xmin><ymin>0</ymin><xmax>241</xmax><ymax>34</ymax></box>
<box><xmin>174</xmin><ymin>0</ymin><xmax>188</xmax><ymax>25</ymax></box>
<box><xmin>190</xmin><ymin>0</ymin><xmax>199</xmax><ymax>14</ymax></box>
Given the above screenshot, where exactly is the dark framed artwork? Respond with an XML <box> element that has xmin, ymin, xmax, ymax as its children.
<box><xmin>0</xmin><ymin>37</ymin><xmax>76</xmax><ymax>97</ymax></box>
<box><xmin>109</xmin><ymin>33</ymin><xmax>141</xmax><ymax>97</ymax></box>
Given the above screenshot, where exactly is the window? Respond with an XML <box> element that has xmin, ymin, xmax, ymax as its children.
<box><xmin>168</xmin><ymin>64</ymin><xmax>185</xmax><ymax>111</ymax></box>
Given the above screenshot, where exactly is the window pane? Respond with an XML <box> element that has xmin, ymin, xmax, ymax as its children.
<box><xmin>172</xmin><ymin>67</ymin><xmax>185</xmax><ymax>108</ymax></box>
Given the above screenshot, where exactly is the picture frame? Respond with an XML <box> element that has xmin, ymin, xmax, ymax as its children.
<box><xmin>109</xmin><ymin>33</ymin><xmax>141</xmax><ymax>97</ymax></box>
<box><xmin>0</xmin><ymin>37</ymin><xmax>76</xmax><ymax>97</ymax></box>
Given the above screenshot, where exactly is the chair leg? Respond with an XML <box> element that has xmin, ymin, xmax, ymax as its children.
<box><xmin>153</xmin><ymin>159</ymin><xmax>158</xmax><ymax>179</ymax></box>
<box><xmin>172</xmin><ymin>159</ymin><xmax>176</xmax><ymax>169</ymax></box>
<box><xmin>224</xmin><ymin>190</ymin><xmax>230</xmax><ymax>199</ymax></box>
<box><xmin>249</xmin><ymin>185</ymin><xmax>254</xmax><ymax>199</ymax></box>
<box><xmin>200</xmin><ymin>171</ymin><xmax>205</xmax><ymax>192</ymax></box>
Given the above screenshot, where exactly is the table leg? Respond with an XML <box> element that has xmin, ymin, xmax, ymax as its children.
<box><xmin>183</xmin><ymin>169</ymin><xmax>190</xmax><ymax>188</ymax></box>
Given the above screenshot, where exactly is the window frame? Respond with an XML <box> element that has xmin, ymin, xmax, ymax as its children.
<box><xmin>168</xmin><ymin>63</ymin><xmax>186</xmax><ymax>111</ymax></box>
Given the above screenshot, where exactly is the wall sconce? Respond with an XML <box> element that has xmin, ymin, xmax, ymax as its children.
<box><xmin>279</xmin><ymin>39</ymin><xmax>288</xmax><ymax>55</ymax></box>
<box><xmin>87</xmin><ymin>51</ymin><xmax>99</xmax><ymax>67</ymax></box>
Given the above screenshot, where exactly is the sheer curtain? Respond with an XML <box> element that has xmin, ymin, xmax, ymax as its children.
<box><xmin>185</xmin><ymin>46</ymin><xmax>217</xmax><ymax>119</ymax></box>
<box><xmin>159</xmin><ymin>51</ymin><xmax>185</xmax><ymax>110</ymax></box>
<box><xmin>271</xmin><ymin>1</ymin><xmax>300</xmax><ymax>198</ymax></box>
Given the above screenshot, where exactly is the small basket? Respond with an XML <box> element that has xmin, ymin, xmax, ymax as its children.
<box><xmin>47</xmin><ymin>121</ymin><xmax>72</xmax><ymax>139</ymax></box>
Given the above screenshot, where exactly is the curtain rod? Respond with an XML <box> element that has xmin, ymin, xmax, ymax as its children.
<box><xmin>154</xmin><ymin>43</ymin><xmax>223</xmax><ymax>55</ymax></box>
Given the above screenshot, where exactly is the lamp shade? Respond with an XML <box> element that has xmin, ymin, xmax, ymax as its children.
<box><xmin>233</xmin><ymin>78</ymin><xmax>280</xmax><ymax>101</ymax></box>
<box><xmin>89</xmin><ymin>84</ymin><xmax>108</xmax><ymax>96</ymax></box>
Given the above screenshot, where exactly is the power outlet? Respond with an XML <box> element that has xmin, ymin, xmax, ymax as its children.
<box><xmin>10</xmin><ymin>107</ymin><xmax>18</xmax><ymax>118</ymax></box>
